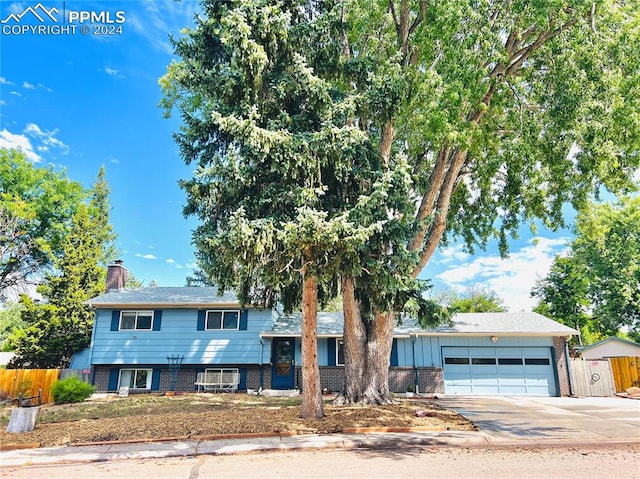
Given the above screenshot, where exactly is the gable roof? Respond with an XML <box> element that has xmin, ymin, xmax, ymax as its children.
<box><xmin>86</xmin><ymin>287</ymin><xmax>241</xmax><ymax>309</ymax></box>
<box><xmin>262</xmin><ymin>311</ymin><xmax>577</xmax><ymax>337</ymax></box>
<box><xmin>575</xmin><ymin>336</ymin><xmax>640</xmax><ymax>353</ymax></box>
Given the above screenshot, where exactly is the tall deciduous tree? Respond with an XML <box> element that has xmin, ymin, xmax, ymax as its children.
<box><xmin>434</xmin><ymin>285</ymin><xmax>507</xmax><ymax>313</ymax></box>
<box><xmin>336</xmin><ymin>0</ymin><xmax>639</xmax><ymax>404</ymax></box>
<box><xmin>533</xmin><ymin>198</ymin><xmax>640</xmax><ymax>342</ymax></box>
<box><xmin>0</xmin><ymin>149</ymin><xmax>86</xmax><ymax>301</ymax></box>
<box><xmin>531</xmin><ymin>256</ymin><xmax>592</xmax><ymax>345</ymax></box>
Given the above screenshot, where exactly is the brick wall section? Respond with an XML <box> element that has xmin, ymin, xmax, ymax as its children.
<box><xmin>93</xmin><ymin>366</ymin><xmax>110</xmax><ymax>391</ymax></box>
<box><xmin>416</xmin><ymin>368</ymin><xmax>445</xmax><ymax>394</ymax></box>
<box><xmin>293</xmin><ymin>366</ymin><xmax>444</xmax><ymax>394</ymax></box>
<box><xmin>553</xmin><ymin>336</ymin><xmax>571</xmax><ymax>396</ymax></box>
<box><xmin>93</xmin><ymin>365</ymin><xmax>272</xmax><ymax>392</ymax></box>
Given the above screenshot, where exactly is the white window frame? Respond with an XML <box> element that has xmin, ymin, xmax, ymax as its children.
<box><xmin>337</xmin><ymin>338</ymin><xmax>345</xmax><ymax>366</ymax></box>
<box><xmin>196</xmin><ymin>368</ymin><xmax>240</xmax><ymax>392</ymax></box>
<box><xmin>119</xmin><ymin>310</ymin><xmax>154</xmax><ymax>331</ymax></box>
<box><xmin>205</xmin><ymin>310</ymin><xmax>240</xmax><ymax>330</ymax></box>
<box><xmin>118</xmin><ymin>368</ymin><xmax>152</xmax><ymax>389</ymax></box>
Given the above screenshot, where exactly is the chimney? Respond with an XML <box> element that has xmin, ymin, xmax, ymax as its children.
<box><xmin>106</xmin><ymin>259</ymin><xmax>127</xmax><ymax>292</ymax></box>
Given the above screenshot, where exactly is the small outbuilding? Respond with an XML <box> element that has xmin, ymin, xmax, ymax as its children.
<box><xmin>576</xmin><ymin>336</ymin><xmax>640</xmax><ymax>360</ymax></box>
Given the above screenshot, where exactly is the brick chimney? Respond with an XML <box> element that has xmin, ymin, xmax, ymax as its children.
<box><xmin>106</xmin><ymin>259</ymin><xmax>127</xmax><ymax>292</ymax></box>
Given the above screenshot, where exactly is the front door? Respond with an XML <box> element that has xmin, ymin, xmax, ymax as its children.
<box><xmin>271</xmin><ymin>338</ymin><xmax>295</xmax><ymax>389</ymax></box>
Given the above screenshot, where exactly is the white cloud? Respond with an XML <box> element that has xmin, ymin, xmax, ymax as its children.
<box><xmin>135</xmin><ymin>253</ymin><xmax>158</xmax><ymax>260</ymax></box>
<box><xmin>166</xmin><ymin>258</ymin><xmax>175</xmax><ymax>264</ymax></box>
<box><xmin>127</xmin><ymin>0</ymin><xmax>200</xmax><ymax>54</ymax></box>
<box><xmin>104</xmin><ymin>67</ymin><xmax>118</xmax><ymax>76</ymax></box>
<box><xmin>37</xmin><ymin>83</ymin><xmax>53</xmax><ymax>93</ymax></box>
<box><xmin>437</xmin><ymin>245</ymin><xmax>470</xmax><ymax>264</ymax></box>
<box><xmin>108</xmin><ymin>156</ymin><xmax>120</xmax><ymax>164</ymax></box>
<box><xmin>436</xmin><ymin>236</ymin><xmax>571</xmax><ymax>312</ymax></box>
<box><xmin>10</xmin><ymin>91</ymin><xmax>22</xmax><ymax>97</ymax></box>
<box><xmin>22</xmin><ymin>81</ymin><xmax>35</xmax><ymax>89</ymax></box>
<box><xmin>24</xmin><ymin>123</ymin><xmax>69</xmax><ymax>154</ymax></box>
<box><xmin>0</xmin><ymin>129</ymin><xmax>40</xmax><ymax>162</ymax></box>
<box><xmin>0</xmin><ymin>77</ymin><xmax>12</xmax><ymax>85</ymax></box>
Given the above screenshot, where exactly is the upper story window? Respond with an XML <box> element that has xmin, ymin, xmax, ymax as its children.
<box><xmin>119</xmin><ymin>311</ymin><xmax>154</xmax><ymax>330</ymax></box>
<box><xmin>206</xmin><ymin>310</ymin><xmax>240</xmax><ymax>330</ymax></box>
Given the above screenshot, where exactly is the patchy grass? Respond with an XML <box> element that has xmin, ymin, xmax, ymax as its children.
<box><xmin>0</xmin><ymin>393</ymin><xmax>474</xmax><ymax>447</ymax></box>
<box><xmin>1</xmin><ymin>393</ymin><xmax>302</xmax><ymax>426</ymax></box>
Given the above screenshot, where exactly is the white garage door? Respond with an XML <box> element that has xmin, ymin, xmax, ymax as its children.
<box><xmin>442</xmin><ymin>347</ymin><xmax>557</xmax><ymax>396</ymax></box>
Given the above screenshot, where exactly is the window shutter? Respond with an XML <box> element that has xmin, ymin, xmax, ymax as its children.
<box><xmin>108</xmin><ymin>368</ymin><xmax>119</xmax><ymax>391</ymax></box>
<box><xmin>197</xmin><ymin>310</ymin><xmax>206</xmax><ymax>331</ymax></box>
<box><xmin>151</xmin><ymin>369</ymin><xmax>161</xmax><ymax>390</ymax></box>
<box><xmin>239</xmin><ymin>368</ymin><xmax>247</xmax><ymax>390</ymax></box>
<box><xmin>239</xmin><ymin>310</ymin><xmax>248</xmax><ymax>330</ymax></box>
<box><xmin>110</xmin><ymin>311</ymin><xmax>120</xmax><ymax>331</ymax></box>
<box><xmin>327</xmin><ymin>338</ymin><xmax>336</xmax><ymax>366</ymax></box>
<box><xmin>390</xmin><ymin>338</ymin><xmax>399</xmax><ymax>367</ymax></box>
<box><xmin>153</xmin><ymin>310</ymin><xmax>162</xmax><ymax>331</ymax></box>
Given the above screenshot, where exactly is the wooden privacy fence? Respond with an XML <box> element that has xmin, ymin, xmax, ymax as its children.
<box><xmin>609</xmin><ymin>356</ymin><xmax>640</xmax><ymax>392</ymax></box>
<box><xmin>569</xmin><ymin>359</ymin><xmax>616</xmax><ymax>396</ymax></box>
<box><xmin>0</xmin><ymin>369</ymin><xmax>91</xmax><ymax>404</ymax></box>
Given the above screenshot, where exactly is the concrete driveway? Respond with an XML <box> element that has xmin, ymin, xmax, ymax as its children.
<box><xmin>434</xmin><ymin>396</ymin><xmax>640</xmax><ymax>443</ymax></box>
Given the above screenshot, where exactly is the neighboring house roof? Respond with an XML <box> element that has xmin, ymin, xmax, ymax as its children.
<box><xmin>85</xmin><ymin>287</ymin><xmax>241</xmax><ymax>309</ymax></box>
<box><xmin>575</xmin><ymin>336</ymin><xmax>640</xmax><ymax>357</ymax></box>
<box><xmin>262</xmin><ymin>311</ymin><xmax>578</xmax><ymax>337</ymax></box>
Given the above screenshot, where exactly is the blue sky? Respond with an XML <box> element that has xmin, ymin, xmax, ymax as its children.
<box><xmin>0</xmin><ymin>0</ymin><xmax>576</xmax><ymax>311</ymax></box>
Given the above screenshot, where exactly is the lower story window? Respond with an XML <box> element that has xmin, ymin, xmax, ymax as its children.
<box><xmin>119</xmin><ymin>368</ymin><xmax>152</xmax><ymax>389</ymax></box>
<box><xmin>337</xmin><ymin>339</ymin><xmax>345</xmax><ymax>366</ymax></box>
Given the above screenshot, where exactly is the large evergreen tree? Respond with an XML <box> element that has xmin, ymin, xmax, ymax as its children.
<box><xmin>163</xmin><ymin>0</ymin><xmax>639</xmax><ymax>405</ymax></box>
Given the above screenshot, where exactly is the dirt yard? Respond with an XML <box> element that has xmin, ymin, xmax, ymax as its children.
<box><xmin>0</xmin><ymin>393</ymin><xmax>474</xmax><ymax>447</ymax></box>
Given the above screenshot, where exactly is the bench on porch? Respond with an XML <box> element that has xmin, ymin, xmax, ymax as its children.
<box><xmin>195</xmin><ymin>369</ymin><xmax>239</xmax><ymax>393</ymax></box>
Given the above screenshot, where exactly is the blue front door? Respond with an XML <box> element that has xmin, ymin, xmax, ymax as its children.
<box><xmin>271</xmin><ymin>338</ymin><xmax>295</xmax><ymax>389</ymax></box>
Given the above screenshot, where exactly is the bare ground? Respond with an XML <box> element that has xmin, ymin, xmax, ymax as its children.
<box><xmin>0</xmin><ymin>393</ymin><xmax>474</xmax><ymax>448</ymax></box>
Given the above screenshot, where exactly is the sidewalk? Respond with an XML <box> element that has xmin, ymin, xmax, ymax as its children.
<box><xmin>0</xmin><ymin>431</ymin><xmax>488</xmax><ymax>466</ymax></box>
<box><xmin>2</xmin><ymin>428</ymin><xmax>638</xmax><ymax>467</ymax></box>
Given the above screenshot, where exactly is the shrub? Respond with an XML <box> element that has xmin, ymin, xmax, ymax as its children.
<box><xmin>51</xmin><ymin>376</ymin><xmax>95</xmax><ymax>404</ymax></box>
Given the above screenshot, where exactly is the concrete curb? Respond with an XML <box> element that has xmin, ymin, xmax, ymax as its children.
<box><xmin>0</xmin><ymin>431</ymin><xmax>490</xmax><ymax>466</ymax></box>
<box><xmin>2</xmin><ymin>430</ymin><xmax>639</xmax><ymax>467</ymax></box>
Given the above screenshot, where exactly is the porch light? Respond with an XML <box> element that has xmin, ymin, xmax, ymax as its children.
<box><xmin>490</xmin><ymin>336</ymin><xmax>498</xmax><ymax>343</ymax></box>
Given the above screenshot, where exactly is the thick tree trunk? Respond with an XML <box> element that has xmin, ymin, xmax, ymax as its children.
<box><xmin>335</xmin><ymin>277</ymin><xmax>396</xmax><ymax>405</ymax></box>
<box><xmin>334</xmin><ymin>276</ymin><xmax>367</xmax><ymax>404</ymax></box>
<box><xmin>359</xmin><ymin>311</ymin><xmax>395</xmax><ymax>404</ymax></box>
<box><xmin>300</xmin><ymin>256</ymin><xmax>324</xmax><ymax>419</ymax></box>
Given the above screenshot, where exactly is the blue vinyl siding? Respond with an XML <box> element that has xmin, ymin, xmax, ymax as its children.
<box><xmin>91</xmin><ymin>308</ymin><xmax>274</xmax><ymax>365</ymax></box>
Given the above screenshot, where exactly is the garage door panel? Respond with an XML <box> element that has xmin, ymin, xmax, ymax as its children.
<box><xmin>499</xmin><ymin>385</ymin><xmax>528</xmax><ymax>395</ymax></box>
<box><xmin>471</xmin><ymin>385</ymin><xmax>500</xmax><ymax>394</ymax></box>
<box><xmin>443</xmin><ymin>346</ymin><xmax>556</xmax><ymax>396</ymax></box>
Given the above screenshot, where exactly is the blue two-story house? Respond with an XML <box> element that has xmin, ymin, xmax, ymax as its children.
<box><xmin>81</xmin><ymin>261</ymin><xmax>577</xmax><ymax>397</ymax></box>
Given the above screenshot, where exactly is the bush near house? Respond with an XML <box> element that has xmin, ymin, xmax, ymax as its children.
<box><xmin>51</xmin><ymin>376</ymin><xmax>94</xmax><ymax>404</ymax></box>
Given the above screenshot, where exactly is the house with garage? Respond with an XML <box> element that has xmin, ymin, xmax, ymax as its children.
<box><xmin>82</xmin><ymin>261</ymin><xmax>576</xmax><ymax>397</ymax></box>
